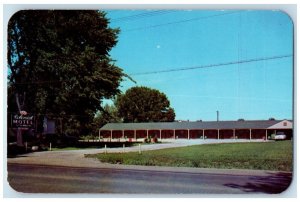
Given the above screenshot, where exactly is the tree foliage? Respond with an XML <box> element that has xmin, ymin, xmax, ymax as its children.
<box><xmin>7</xmin><ymin>10</ymin><xmax>125</xmax><ymax>136</ymax></box>
<box><xmin>116</xmin><ymin>86</ymin><xmax>175</xmax><ymax>122</ymax></box>
<box><xmin>91</xmin><ymin>103</ymin><xmax>121</xmax><ymax>135</ymax></box>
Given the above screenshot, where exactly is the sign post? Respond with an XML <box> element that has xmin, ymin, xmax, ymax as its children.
<box><xmin>15</xmin><ymin>93</ymin><xmax>26</xmax><ymax>146</ymax></box>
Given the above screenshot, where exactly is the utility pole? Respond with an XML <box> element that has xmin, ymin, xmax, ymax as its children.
<box><xmin>216</xmin><ymin>110</ymin><xmax>219</xmax><ymax>122</ymax></box>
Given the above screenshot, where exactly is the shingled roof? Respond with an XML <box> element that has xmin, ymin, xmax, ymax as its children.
<box><xmin>100</xmin><ymin>120</ymin><xmax>292</xmax><ymax>130</ymax></box>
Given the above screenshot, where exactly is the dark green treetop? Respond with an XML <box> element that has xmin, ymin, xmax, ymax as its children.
<box><xmin>116</xmin><ymin>86</ymin><xmax>176</xmax><ymax>123</ymax></box>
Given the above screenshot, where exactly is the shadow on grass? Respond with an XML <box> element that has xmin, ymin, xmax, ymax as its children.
<box><xmin>224</xmin><ymin>172</ymin><xmax>292</xmax><ymax>194</ymax></box>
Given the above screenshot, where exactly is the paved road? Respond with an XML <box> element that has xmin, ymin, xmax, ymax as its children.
<box><xmin>7</xmin><ymin>163</ymin><xmax>292</xmax><ymax>194</ymax></box>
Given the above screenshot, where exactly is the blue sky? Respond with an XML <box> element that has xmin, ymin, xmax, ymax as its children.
<box><xmin>104</xmin><ymin>10</ymin><xmax>293</xmax><ymax>121</ymax></box>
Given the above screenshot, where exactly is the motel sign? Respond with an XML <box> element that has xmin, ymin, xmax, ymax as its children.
<box><xmin>12</xmin><ymin>114</ymin><xmax>34</xmax><ymax>129</ymax></box>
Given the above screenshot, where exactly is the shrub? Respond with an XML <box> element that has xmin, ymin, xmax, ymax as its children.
<box><xmin>144</xmin><ymin>138</ymin><xmax>150</xmax><ymax>143</ymax></box>
<box><xmin>151</xmin><ymin>137</ymin><xmax>158</xmax><ymax>143</ymax></box>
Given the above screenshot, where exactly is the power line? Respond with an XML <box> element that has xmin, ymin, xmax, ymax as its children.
<box><xmin>9</xmin><ymin>54</ymin><xmax>293</xmax><ymax>85</ymax></box>
<box><xmin>9</xmin><ymin>54</ymin><xmax>292</xmax><ymax>84</ymax></box>
<box><xmin>110</xmin><ymin>10</ymin><xmax>176</xmax><ymax>22</ymax></box>
<box><xmin>111</xmin><ymin>10</ymin><xmax>165</xmax><ymax>21</ymax></box>
<box><xmin>123</xmin><ymin>11</ymin><xmax>241</xmax><ymax>32</ymax></box>
<box><xmin>129</xmin><ymin>54</ymin><xmax>292</xmax><ymax>76</ymax></box>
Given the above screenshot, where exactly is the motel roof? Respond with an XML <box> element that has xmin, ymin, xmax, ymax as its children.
<box><xmin>100</xmin><ymin>120</ymin><xmax>293</xmax><ymax>131</ymax></box>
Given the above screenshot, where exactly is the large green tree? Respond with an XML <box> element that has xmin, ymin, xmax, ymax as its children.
<box><xmin>7</xmin><ymin>10</ymin><xmax>126</xmax><ymax>136</ymax></box>
<box><xmin>116</xmin><ymin>86</ymin><xmax>175</xmax><ymax>122</ymax></box>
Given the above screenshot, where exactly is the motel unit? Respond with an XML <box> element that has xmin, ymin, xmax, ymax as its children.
<box><xmin>99</xmin><ymin>119</ymin><xmax>293</xmax><ymax>140</ymax></box>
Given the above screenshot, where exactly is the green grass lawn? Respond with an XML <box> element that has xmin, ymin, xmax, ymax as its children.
<box><xmin>85</xmin><ymin>141</ymin><xmax>293</xmax><ymax>171</ymax></box>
